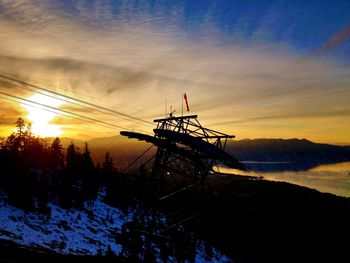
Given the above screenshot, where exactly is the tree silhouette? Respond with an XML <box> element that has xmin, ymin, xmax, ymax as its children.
<box><xmin>23</xmin><ymin>122</ymin><xmax>32</xmax><ymax>149</ymax></box>
<box><xmin>65</xmin><ymin>142</ymin><xmax>80</xmax><ymax>180</ymax></box>
<box><xmin>81</xmin><ymin>143</ymin><xmax>98</xmax><ymax>204</ymax></box>
<box><xmin>15</xmin><ymin>117</ymin><xmax>25</xmax><ymax>136</ymax></box>
<box><xmin>58</xmin><ymin>142</ymin><xmax>80</xmax><ymax>208</ymax></box>
<box><xmin>50</xmin><ymin>137</ymin><xmax>64</xmax><ymax>169</ymax></box>
<box><xmin>82</xmin><ymin>143</ymin><xmax>94</xmax><ymax>174</ymax></box>
<box><xmin>0</xmin><ymin>118</ymin><xmax>103</xmax><ymax>211</ymax></box>
<box><xmin>103</xmin><ymin>152</ymin><xmax>115</xmax><ymax>173</ymax></box>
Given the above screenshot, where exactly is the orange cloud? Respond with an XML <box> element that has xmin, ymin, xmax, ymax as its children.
<box><xmin>0</xmin><ymin>2</ymin><xmax>349</xmax><ymax>143</ymax></box>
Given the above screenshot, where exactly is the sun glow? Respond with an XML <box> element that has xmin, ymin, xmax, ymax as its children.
<box><xmin>22</xmin><ymin>94</ymin><xmax>63</xmax><ymax>137</ymax></box>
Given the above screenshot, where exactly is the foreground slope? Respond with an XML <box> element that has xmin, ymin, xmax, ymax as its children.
<box><xmin>1</xmin><ymin>175</ymin><xmax>350</xmax><ymax>262</ymax></box>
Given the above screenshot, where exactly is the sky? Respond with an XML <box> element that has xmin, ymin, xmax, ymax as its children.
<box><xmin>0</xmin><ymin>0</ymin><xmax>349</xmax><ymax>144</ymax></box>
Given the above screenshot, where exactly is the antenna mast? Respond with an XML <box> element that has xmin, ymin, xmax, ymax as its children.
<box><xmin>181</xmin><ymin>92</ymin><xmax>184</xmax><ymax>117</ymax></box>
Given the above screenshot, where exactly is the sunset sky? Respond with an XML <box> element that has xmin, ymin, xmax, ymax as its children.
<box><xmin>0</xmin><ymin>0</ymin><xmax>349</xmax><ymax>144</ymax></box>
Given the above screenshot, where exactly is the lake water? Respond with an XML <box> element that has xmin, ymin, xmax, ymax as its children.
<box><xmin>260</xmin><ymin>161</ymin><xmax>350</xmax><ymax>197</ymax></box>
<box><xmin>218</xmin><ymin>161</ymin><xmax>350</xmax><ymax>198</ymax></box>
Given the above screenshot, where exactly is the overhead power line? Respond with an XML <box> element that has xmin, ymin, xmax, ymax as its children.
<box><xmin>0</xmin><ymin>91</ymin><xmax>129</xmax><ymax>130</ymax></box>
<box><xmin>0</xmin><ymin>78</ymin><xmax>152</xmax><ymax>129</ymax></box>
<box><xmin>0</xmin><ymin>71</ymin><xmax>153</xmax><ymax>127</ymax></box>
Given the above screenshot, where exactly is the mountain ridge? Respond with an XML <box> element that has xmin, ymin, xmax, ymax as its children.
<box><xmin>226</xmin><ymin>138</ymin><xmax>350</xmax><ymax>171</ymax></box>
<box><xmin>47</xmin><ymin>136</ymin><xmax>350</xmax><ymax>170</ymax></box>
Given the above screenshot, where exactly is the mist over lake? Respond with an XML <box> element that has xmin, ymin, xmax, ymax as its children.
<box><xmin>221</xmin><ymin>161</ymin><xmax>350</xmax><ymax>197</ymax></box>
<box><xmin>261</xmin><ymin>161</ymin><xmax>350</xmax><ymax>197</ymax></box>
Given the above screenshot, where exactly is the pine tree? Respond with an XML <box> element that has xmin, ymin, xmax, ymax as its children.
<box><xmin>60</xmin><ymin>142</ymin><xmax>79</xmax><ymax>208</ymax></box>
<box><xmin>81</xmin><ymin>143</ymin><xmax>98</xmax><ymax>202</ymax></box>
<box><xmin>50</xmin><ymin>137</ymin><xmax>64</xmax><ymax>169</ymax></box>
<box><xmin>15</xmin><ymin>117</ymin><xmax>25</xmax><ymax>136</ymax></box>
<box><xmin>82</xmin><ymin>143</ymin><xmax>94</xmax><ymax>173</ymax></box>
<box><xmin>23</xmin><ymin>122</ymin><xmax>32</xmax><ymax>149</ymax></box>
<box><xmin>103</xmin><ymin>152</ymin><xmax>115</xmax><ymax>173</ymax></box>
<box><xmin>13</xmin><ymin>117</ymin><xmax>26</xmax><ymax>152</ymax></box>
<box><xmin>66</xmin><ymin>142</ymin><xmax>79</xmax><ymax>179</ymax></box>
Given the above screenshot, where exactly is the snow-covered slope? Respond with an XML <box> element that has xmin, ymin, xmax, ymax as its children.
<box><xmin>0</xmin><ymin>194</ymin><xmax>125</xmax><ymax>255</ymax></box>
<box><xmin>0</xmin><ymin>191</ymin><xmax>228</xmax><ymax>262</ymax></box>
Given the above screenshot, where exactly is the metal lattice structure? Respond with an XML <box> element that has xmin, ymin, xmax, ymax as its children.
<box><xmin>120</xmin><ymin>114</ymin><xmax>245</xmax><ymax>184</ymax></box>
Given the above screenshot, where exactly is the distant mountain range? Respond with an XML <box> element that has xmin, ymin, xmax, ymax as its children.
<box><xmin>54</xmin><ymin>136</ymin><xmax>350</xmax><ymax>172</ymax></box>
<box><xmin>226</xmin><ymin>138</ymin><xmax>350</xmax><ymax>171</ymax></box>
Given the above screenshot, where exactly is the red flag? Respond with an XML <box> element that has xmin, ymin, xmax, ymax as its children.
<box><xmin>184</xmin><ymin>93</ymin><xmax>190</xmax><ymax>111</ymax></box>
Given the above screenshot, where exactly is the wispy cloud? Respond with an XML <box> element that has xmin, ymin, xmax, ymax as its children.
<box><xmin>211</xmin><ymin>109</ymin><xmax>350</xmax><ymax>126</ymax></box>
<box><xmin>0</xmin><ymin>1</ymin><xmax>349</xmax><ymax>143</ymax></box>
<box><xmin>312</xmin><ymin>22</ymin><xmax>350</xmax><ymax>55</ymax></box>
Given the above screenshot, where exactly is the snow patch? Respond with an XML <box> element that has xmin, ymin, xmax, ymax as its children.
<box><xmin>0</xmin><ymin>197</ymin><xmax>125</xmax><ymax>255</ymax></box>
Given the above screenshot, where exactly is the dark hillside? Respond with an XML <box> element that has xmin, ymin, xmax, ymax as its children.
<box><xmin>227</xmin><ymin>138</ymin><xmax>350</xmax><ymax>171</ymax></box>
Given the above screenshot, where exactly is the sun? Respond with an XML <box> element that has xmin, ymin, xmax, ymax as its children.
<box><xmin>21</xmin><ymin>93</ymin><xmax>63</xmax><ymax>137</ymax></box>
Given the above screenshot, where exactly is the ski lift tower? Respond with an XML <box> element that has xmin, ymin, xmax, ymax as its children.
<box><xmin>120</xmin><ymin>113</ymin><xmax>245</xmax><ymax>185</ymax></box>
